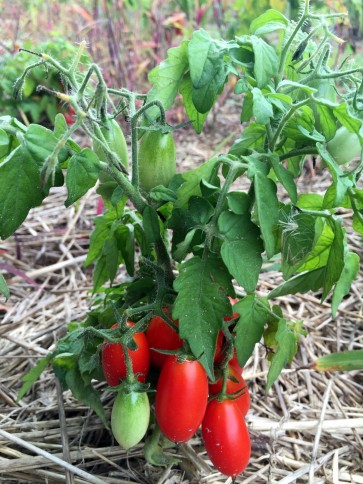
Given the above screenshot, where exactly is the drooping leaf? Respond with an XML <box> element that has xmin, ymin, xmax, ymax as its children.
<box><xmin>0</xmin><ymin>146</ymin><xmax>44</xmax><ymax>239</ymax></box>
<box><xmin>331</xmin><ymin>252</ymin><xmax>360</xmax><ymax>317</ymax></box>
<box><xmin>250</xmin><ymin>9</ymin><xmax>289</xmax><ymax>35</ymax></box>
<box><xmin>268</xmin><ymin>267</ymin><xmax>326</xmax><ymax>299</ymax></box>
<box><xmin>251</xmin><ymin>88</ymin><xmax>274</xmax><ymax>124</ymax></box>
<box><xmin>270</xmin><ymin>155</ymin><xmax>297</xmax><ymax>203</ymax></box>
<box><xmin>17</xmin><ymin>354</ymin><xmax>52</xmax><ymax>402</ymax></box>
<box><xmin>147</xmin><ymin>41</ymin><xmax>189</xmax><ymax>121</ymax></box>
<box><xmin>173</xmin><ymin>253</ymin><xmax>233</xmax><ymax>378</ymax></box>
<box><xmin>218</xmin><ymin>211</ymin><xmax>263</xmax><ymax>292</ymax></box>
<box><xmin>254</xmin><ymin>172</ymin><xmax>279</xmax><ymax>259</ymax></box>
<box><xmin>317</xmin><ymin>143</ymin><xmax>354</xmax><ymax>206</ymax></box>
<box><xmin>180</xmin><ymin>73</ymin><xmax>209</xmax><ymax>133</ymax></box>
<box><xmin>143</xmin><ymin>206</ymin><xmax>161</xmax><ymax>244</ymax></box>
<box><xmin>65</xmin><ymin>149</ymin><xmax>101</xmax><ymax>207</ymax></box>
<box><xmin>188</xmin><ymin>30</ymin><xmax>225</xmax><ymax>89</ymax></box>
<box><xmin>321</xmin><ymin>219</ymin><xmax>345</xmax><ymax>301</ymax></box>
<box><xmin>63</xmin><ymin>367</ymin><xmax>108</xmax><ymax>427</ymax></box>
<box><xmin>234</xmin><ymin>295</ymin><xmax>271</xmax><ymax>367</ymax></box>
<box><xmin>266</xmin><ymin>318</ymin><xmax>301</xmax><ymax>390</ymax></box>
<box><xmin>250</xmin><ymin>36</ymin><xmax>278</xmax><ymax>89</ymax></box>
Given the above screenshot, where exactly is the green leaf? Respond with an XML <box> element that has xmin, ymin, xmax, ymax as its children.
<box><xmin>65</xmin><ymin>149</ymin><xmax>101</xmax><ymax>207</ymax></box>
<box><xmin>321</xmin><ymin>219</ymin><xmax>345</xmax><ymax>301</ymax></box>
<box><xmin>17</xmin><ymin>355</ymin><xmax>52</xmax><ymax>402</ymax></box>
<box><xmin>270</xmin><ymin>155</ymin><xmax>297</xmax><ymax>203</ymax></box>
<box><xmin>175</xmin><ymin>156</ymin><xmax>220</xmax><ymax>208</ymax></box>
<box><xmin>227</xmin><ymin>192</ymin><xmax>250</xmax><ymax>215</ymax></box>
<box><xmin>149</xmin><ymin>185</ymin><xmax>177</xmax><ymax>203</ymax></box>
<box><xmin>277</xmin><ymin>80</ymin><xmax>317</xmax><ymax>95</ymax></box>
<box><xmin>188</xmin><ymin>196</ymin><xmax>214</xmax><ymax>225</ymax></box>
<box><xmin>254</xmin><ymin>172</ymin><xmax>279</xmax><ymax>259</ymax></box>
<box><xmin>24</xmin><ymin>124</ymin><xmax>58</xmax><ymax>167</ymax></box>
<box><xmin>93</xmin><ymin>236</ymin><xmax>120</xmax><ymax>290</ymax></box>
<box><xmin>268</xmin><ymin>267</ymin><xmax>326</xmax><ymax>299</ymax></box>
<box><xmin>173</xmin><ymin>228</ymin><xmax>198</xmax><ymax>261</ymax></box>
<box><xmin>280</xmin><ymin>212</ymin><xmax>317</xmax><ymax>278</ymax></box>
<box><xmin>147</xmin><ymin>41</ymin><xmax>189</xmax><ymax>120</ymax></box>
<box><xmin>234</xmin><ymin>295</ymin><xmax>271</xmax><ymax>367</ymax></box>
<box><xmin>0</xmin><ymin>146</ymin><xmax>44</xmax><ymax>239</ymax></box>
<box><xmin>251</xmin><ymin>88</ymin><xmax>274</xmax><ymax>124</ymax></box>
<box><xmin>54</xmin><ymin>113</ymin><xmax>68</xmax><ymax>138</ymax></box>
<box><xmin>191</xmin><ymin>68</ymin><xmax>227</xmax><ymax>114</ymax></box>
<box><xmin>250</xmin><ymin>9</ymin><xmax>289</xmax><ymax>35</ymax></box>
<box><xmin>64</xmin><ymin>367</ymin><xmax>107</xmax><ymax>427</ymax></box>
<box><xmin>187</xmin><ymin>30</ymin><xmax>232</xmax><ymax>113</ymax></box>
<box><xmin>316</xmin><ymin>143</ymin><xmax>354</xmax><ymax>206</ymax></box>
<box><xmin>116</xmin><ymin>224</ymin><xmax>135</xmax><ymax>277</ymax></box>
<box><xmin>188</xmin><ymin>29</ymin><xmax>227</xmax><ymax>89</ymax></box>
<box><xmin>333</xmin><ymin>103</ymin><xmax>362</xmax><ymax>134</ymax></box>
<box><xmin>229</xmin><ymin>123</ymin><xmax>266</xmax><ymax>156</ymax></box>
<box><xmin>173</xmin><ymin>254</ymin><xmax>233</xmax><ymax>378</ymax></box>
<box><xmin>313</xmin><ymin>103</ymin><xmax>337</xmax><ymax>141</ymax></box>
<box><xmin>331</xmin><ymin>252</ymin><xmax>360</xmax><ymax>317</ymax></box>
<box><xmin>313</xmin><ymin>350</ymin><xmax>363</xmax><ymax>372</ymax></box>
<box><xmin>0</xmin><ymin>273</ymin><xmax>9</xmax><ymax>299</ymax></box>
<box><xmin>218</xmin><ymin>211</ymin><xmax>263</xmax><ymax>292</ymax></box>
<box><xmin>180</xmin><ymin>73</ymin><xmax>209</xmax><ymax>133</ymax></box>
<box><xmin>85</xmin><ymin>215</ymin><xmax>112</xmax><ymax>267</ymax></box>
<box><xmin>143</xmin><ymin>206</ymin><xmax>161</xmax><ymax>243</ymax></box>
<box><xmin>266</xmin><ymin>319</ymin><xmax>300</xmax><ymax>390</ymax></box>
<box><xmin>250</xmin><ymin>36</ymin><xmax>278</xmax><ymax>89</ymax></box>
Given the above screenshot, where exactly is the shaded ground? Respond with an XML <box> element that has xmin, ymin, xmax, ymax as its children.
<box><xmin>0</xmin><ymin>102</ymin><xmax>363</xmax><ymax>483</ymax></box>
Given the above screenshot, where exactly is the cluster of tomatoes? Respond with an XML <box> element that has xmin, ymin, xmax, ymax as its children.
<box><xmin>101</xmin><ymin>304</ymin><xmax>251</xmax><ymax>479</ymax></box>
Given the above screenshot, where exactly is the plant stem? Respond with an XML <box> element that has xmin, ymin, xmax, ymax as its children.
<box><xmin>277</xmin><ymin>0</ymin><xmax>310</xmax><ymax>84</ymax></box>
<box><xmin>270</xmin><ymin>98</ymin><xmax>312</xmax><ymax>150</ymax></box>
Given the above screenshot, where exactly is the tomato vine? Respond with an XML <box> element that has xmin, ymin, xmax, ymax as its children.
<box><xmin>1</xmin><ymin>0</ymin><xmax>363</xmax><ymax>477</ymax></box>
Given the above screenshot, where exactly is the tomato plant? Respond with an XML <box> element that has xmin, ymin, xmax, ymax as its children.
<box><xmin>155</xmin><ymin>355</ymin><xmax>208</xmax><ymax>442</ymax></box>
<box><xmin>3</xmin><ymin>0</ymin><xmax>363</xmax><ymax>477</ymax></box>
<box><xmin>111</xmin><ymin>390</ymin><xmax>150</xmax><ymax>449</ymax></box>
<box><xmin>202</xmin><ymin>398</ymin><xmax>251</xmax><ymax>478</ymax></box>
<box><xmin>102</xmin><ymin>322</ymin><xmax>150</xmax><ymax>386</ymax></box>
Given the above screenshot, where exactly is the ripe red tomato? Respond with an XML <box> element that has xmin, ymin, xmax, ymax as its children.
<box><xmin>145</xmin><ymin>312</ymin><xmax>183</xmax><ymax>368</ymax></box>
<box><xmin>102</xmin><ymin>322</ymin><xmax>150</xmax><ymax>386</ymax></box>
<box><xmin>229</xmin><ymin>349</ymin><xmax>244</xmax><ymax>375</ymax></box>
<box><xmin>214</xmin><ymin>330</ymin><xmax>224</xmax><ymax>362</ymax></box>
<box><xmin>155</xmin><ymin>355</ymin><xmax>208</xmax><ymax>442</ymax></box>
<box><xmin>202</xmin><ymin>398</ymin><xmax>251</xmax><ymax>478</ymax></box>
<box><xmin>209</xmin><ymin>364</ymin><xmax>250</xmax><ymax>416</ymax></box>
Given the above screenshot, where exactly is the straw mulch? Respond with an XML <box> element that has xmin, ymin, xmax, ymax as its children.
<box><xmin>0</xmin><ymin>104</ymin><xmax>362</xmax><ymax>483</ymax></box>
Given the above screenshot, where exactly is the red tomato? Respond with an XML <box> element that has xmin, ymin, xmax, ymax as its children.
<box><xmin>102</xmin><ymin>322</ymin><xmax>150</xmax><ymax>386</ymax></box>
<box><xmin>209</xmin><ymin>365</ymin><xmax>250</xmax><ymax>417</ymax></box>
<box><xmin>214</xmin><ymin>330</ymin><xmax>224</xmax><ymax>362</ymax></box>
<box><xmin>202</xmin><ymin>398</ymin><xmax>251</xmax><ymax>478</ymax></box>
<box><xmin>145</xmin><ymin>313</ymin><xmax>183</xmax><ymax>368</ymax></box>
<box><xmin>229</xmin><ymin>349</ymin><xmax>244</xmax><ymax>375</ymax></box>
<box><xmin>155</xmin><ymin>355</ymin><xmax>208</xmax><ymax>442</ymax></box>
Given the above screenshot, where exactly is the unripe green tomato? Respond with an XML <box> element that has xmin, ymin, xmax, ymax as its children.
<box><xmin>327</xmin><ymin>126</ymin><xmax>361</xmax><ymax>165</ymax></box>
<box><xmin>111</xmin><ymin>390</ymin><xmax>150</xmax><ymax>450</ymax></box>
<box><xmin>93</xmin><ymin>119</ymin><xmax>129</xmax><ymax>170</ymax></box>
<box><xmin>138</xmin><ymin>130</ymin><xmax>176</xmax><ymax>192</ymax></box>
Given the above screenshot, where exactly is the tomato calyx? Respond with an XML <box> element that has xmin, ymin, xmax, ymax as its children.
<box><xmin>105</xmin><ymin>378</ymin><xmax>150</xmax><ymax>395</ymax></box>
